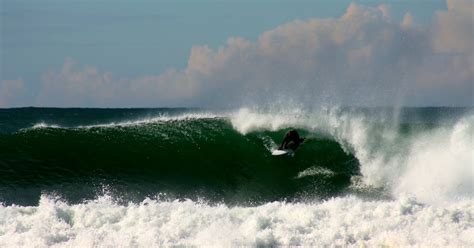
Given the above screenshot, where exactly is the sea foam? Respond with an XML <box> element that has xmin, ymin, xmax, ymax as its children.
<box><xmin>0</xmin><ymin>195</ymin><xmax>472</xmax><ymax>247</ymax></box>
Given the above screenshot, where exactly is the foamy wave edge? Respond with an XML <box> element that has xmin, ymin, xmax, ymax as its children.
<box><xmin>1</xmin><ymin>194</ymin><xmax>472</xmax><ymax>247</ymax></box>
<box><xmin>26</xmin><ymin>112</ymin><xmax>223</xmax><ymax>130</ymax></box>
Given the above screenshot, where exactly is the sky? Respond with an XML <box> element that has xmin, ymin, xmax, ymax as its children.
<box><xmin>1</xmin><ymin>0</ymin><xmax>472</xmax><ymax>107</ymax></box>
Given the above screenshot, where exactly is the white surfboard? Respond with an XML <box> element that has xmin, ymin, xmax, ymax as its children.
<box><xmin>272</xmin><ymin>149</ymin><xmax>290</xmax><ymax>156</ymax></box>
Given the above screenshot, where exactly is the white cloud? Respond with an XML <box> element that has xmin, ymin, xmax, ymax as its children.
<box><xmin>0</xmin><ymin>78</ymin><xmax>26</xmax><ymax>108</ymax></box>
<box><xmin>35</xmin><ymin>59</ymin><xmax>199</xmax><ymax>107</ymax></box>
<box><xmin>434</xmin><ymin>0</ymin><xmax>474</xmax><ymax>53</ymax></box>
<box><xmin>29</xmin><ymin>0</ymin><xmax>474</xmax><ymax>107</ymax></box>
<box><xmin>401</xmin><ymin>12</ymin><xmax>414</xmax><ymax>28</ymax></box>
<box><xmin>415</xmin><ymin>0</ymin><xmax>474</xmax><ymax>106</ymax></box>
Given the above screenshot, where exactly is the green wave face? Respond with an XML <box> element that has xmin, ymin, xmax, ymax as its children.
<box><xmin>0</xmin><ymin>118</ymin><xmax>359</xmax><ymax>206</ymax></box>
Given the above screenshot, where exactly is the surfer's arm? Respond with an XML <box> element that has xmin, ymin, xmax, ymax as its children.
<box><xmin>279</xmin><ymin>134</ymin><xmax>290</xmax><ymax>149</ymax></box>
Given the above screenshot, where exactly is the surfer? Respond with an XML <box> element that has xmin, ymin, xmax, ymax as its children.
<box><xmin>279</xmin><ymin>129</ymin><xmax>305</xmax><ymax>151</ymax></box>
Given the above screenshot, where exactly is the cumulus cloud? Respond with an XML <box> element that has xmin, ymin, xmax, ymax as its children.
<box><xmin>0</xmin><ymin>78</ymin><xmax>27</xmax><ymax>108</ymax></box>
<box><xmin>35</xmin><ymin>59</ymin><xmax>198</xmax><ymax>107</ymax></box>
<box><xmin>26</xmin><ymin>0</ymin><xmax>474</xmax><ymax>107</ymax></box>
<box><xmin>412</xmin><ymin>0</ymin><xmax>473</xmax><ymax>106</ymax></box>
<box><xmin>433</xmin><ymin>0</ymin><xmax>473</xmax><ymax>53</ymax></box>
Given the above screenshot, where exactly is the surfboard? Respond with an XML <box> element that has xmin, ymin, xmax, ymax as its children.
<box><xmin>272</xmin><ymin>149</ymin><xmax>290</xmax><ymax>156</ymax></box>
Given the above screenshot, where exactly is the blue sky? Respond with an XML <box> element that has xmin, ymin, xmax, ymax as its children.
<box><xmin>1</xmin><ymin>0</ymin><xmax>472</xmax><ymax>107</ymax></box>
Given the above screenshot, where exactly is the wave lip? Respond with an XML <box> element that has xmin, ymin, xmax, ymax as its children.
<box><xmin>26</xmin><ymin>112</ymin><xmax>223</xmax><ymax>130</ymax></box>
<box><xmin>31</xmin><ymin>122</ymin><xmax>62</xmax><ymax>129</ymax></box>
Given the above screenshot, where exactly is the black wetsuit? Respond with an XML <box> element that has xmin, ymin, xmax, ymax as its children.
<box><xmin>279</xmin><ymin>129</ymin><xmax>304</xmax><ymax>150</ymax></box>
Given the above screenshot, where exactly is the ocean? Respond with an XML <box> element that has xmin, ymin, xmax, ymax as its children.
<box><xmin>0</xmin><ymin>107</ymin><xmax>472</xmax><ymax>247</ymax></box>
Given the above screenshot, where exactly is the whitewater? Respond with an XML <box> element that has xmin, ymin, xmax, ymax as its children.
<box><xmin>2</xmin><ymin>195</ymin><xmax>472</xmax><ymax>247</ymax></box>
<box><xmin>0</xmin><ymin>107</ymin><xmax>473</xmax><ymax>247</ymax></box>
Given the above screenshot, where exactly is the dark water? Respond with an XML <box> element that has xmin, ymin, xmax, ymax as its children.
<box><xmin>0</xmin><ymin>107</ymin><xmax>470</xmax><ymax>206</ymax></box>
